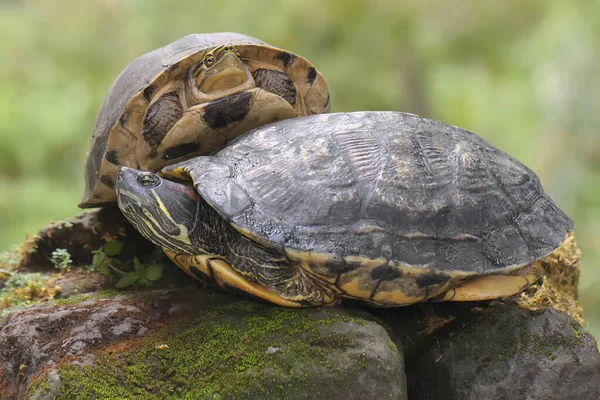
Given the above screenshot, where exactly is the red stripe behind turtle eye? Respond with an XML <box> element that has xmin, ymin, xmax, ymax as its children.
<box><xmin>171</xmin><ymin>184</ymin><xmax>198</xmax><ymax>201</ymax></box>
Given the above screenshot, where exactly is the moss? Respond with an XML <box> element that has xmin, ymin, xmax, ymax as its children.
<box><xmin>531</xmin><ymin>333</ymin><xmax>558</xmax><ymax>360</ymax></box>
<box><xmin>0</xmin><ymin>239</ymin><xmax>61</xmax><ymax>316</ymax></box>
<box><xmin>27</xmin><ymin>375</ymin><xmax>53</xmax><ymax>398</ymax></box>
<box><xmin>571</xmin><ymin>325</ymin><xmax>584</xmax><ymax>346</ymax></box>
<box><xmin>516</xmin><ymin>234</ymin><xmax>584</xmax><ymax>325</ymax></box>
<box><xmin>27</xmin><ymin>300</ymin><xmax>378</xmax><ymax>399</ymax></box>
<box><xmin>441</xmin><ymin>308</ymin><xmax>565</xmax><ymax>371</ymax></box>
<box><xmin>0</xmin><ymin>272</ymin><xmax>59</xmax><ymax>316</ymax></box>
<box><xmin>50</xmin><ymin>290</ymin><xmax>122</xmax><ymax>306</ymax></box>
<box><xmin>0</xmin><ymin>248</ymin><xmax>21</xmax><ymax>271</ymax></box>
<box><xmin>0</xmin><ymin>236</ymin><xmax>38</xmax><ymax>271</ymax></box>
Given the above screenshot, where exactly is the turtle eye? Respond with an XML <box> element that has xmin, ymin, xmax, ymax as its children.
<box><xmin>204</xmin><ymin>54</ymin><xmax>215</xmax><ymax>67</ymax></box>
<box><xmin>136</xmin><ymin>173</ymin><xmax>160</xmax><ymax>188</ymax></box>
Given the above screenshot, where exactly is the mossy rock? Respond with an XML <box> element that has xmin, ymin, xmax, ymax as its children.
<box><xmin>407</xmin><ymin>304</ymin><xmax>600</xmax><ymax>400</ymax></box>
<box><xmin>0</xmin><ymin>289</ymin><xmax>406</xmax><ymax>399</ymax></box>
<box><xmin>2</xmin><ymin>211</ymin><xmax>598</xmax><ymax>399</ymax></box>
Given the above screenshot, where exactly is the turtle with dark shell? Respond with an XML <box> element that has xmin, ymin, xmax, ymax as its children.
<box><xmin>81</xmin><ymin>32</ymin><xmax>330</xmax><ymax>208</ymax></box>
<box><xmin>115</xmin><ymin>112</ymin><xmax>573</xmax><ymax>307</ymax></box>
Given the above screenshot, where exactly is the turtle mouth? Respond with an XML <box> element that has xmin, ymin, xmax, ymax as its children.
<box><xmin>116</xmin><ymin>182</ymin><xmax>144</xmax><ymax>213</ymax></box>
<box><xmin>197</xmin><ymin>53</ymin><xmax>250</xmax><ymax>94</ymax></box>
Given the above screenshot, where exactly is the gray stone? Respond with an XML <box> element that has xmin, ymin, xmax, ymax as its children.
<box><xmin>0</xmin><ymin>289</ymin><xmax>407</xmax><ymax>400</ymax></box>
<box><xmin>408</xmin><ymin>305</ymin><xmax>600</xmax><ymax>400</ymax></box>
<box><xmin>22</xmin><ymin>208</ymin><xmax>153</xmax><ymax>272</ymax></box>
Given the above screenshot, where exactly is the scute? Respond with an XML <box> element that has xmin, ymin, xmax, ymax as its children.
<box><xmin>165</xmin><ymin>112</ymin><xmax>574</xmax><ymax>275</ymax></box>
<box><xmin>82</xmin><ymin>32</ymin><xmax>330</xmax><ymax>207</ymax></box>
<box><xmin>91</xmin><ymin>33</ymin><xmax>269</xmax><ymax>160</ymax></box>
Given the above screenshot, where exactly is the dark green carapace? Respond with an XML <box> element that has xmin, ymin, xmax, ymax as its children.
<box><xmin>116</xmin><ymin>112</ymin><xmax>573</xmax><ymax>307</ymax></box>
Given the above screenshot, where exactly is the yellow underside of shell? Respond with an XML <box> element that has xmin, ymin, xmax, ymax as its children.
<box><xmin>162</xmin><ymin>224</ymin><xmax>547</xmax><ymax>307</ymax></box>
<box><xmin>164</xmin><ymin>249</ymin><xmax>306</xmax><ymax>308</ymax></box>
<box><xmin>167</xmin><ymin>222</ymin><xmax>545</xmax><ymax>307</ymax></box>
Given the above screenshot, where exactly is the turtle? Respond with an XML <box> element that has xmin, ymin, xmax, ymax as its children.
<box><xmin>115</xmin><ymin>111</ymin><xmax>574</xmax><ymax>307</ymax></box>
<box><xmin>80</xmin><ymin>32</ymin><xmax>330</xmax><ymax>208</ymax></box>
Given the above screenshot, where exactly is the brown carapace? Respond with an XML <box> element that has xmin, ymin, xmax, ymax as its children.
<box><xmin>81</xmin><ymin>32</ymin><xmax>330</xmax><ymax>208</ymax></box>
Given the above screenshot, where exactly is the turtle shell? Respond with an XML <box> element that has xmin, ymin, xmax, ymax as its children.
<box><xmin>163</xmin><ymin>112</ymin><xmax>573</xmax><ymax>280</ymax></box>
<box><xmin>81</xmin><ymin>32</ymin><xmax>330</xmax><ymax>208</ymax></box>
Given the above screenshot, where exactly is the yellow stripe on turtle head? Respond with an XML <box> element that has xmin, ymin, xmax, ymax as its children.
<box><xmin>116</xmin><ymin>187</ymin><xmax>143</xmax><ymax>207</ymax></box>
<box><xmin>151</xmin><ymin>190</ymin><xmax>192</xmax><ymax>246</ymax></box>
<box><xmin>210</xmin><ymin>45</ymin><xmax>227</xmax><ymax>57</ymax></box>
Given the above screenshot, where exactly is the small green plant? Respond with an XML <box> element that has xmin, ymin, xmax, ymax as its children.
<box><xmin>90</xmin><ymin>241</ymin><xmax>124</xmax><ymax>276</ymax></box>
<box><xmin>4</xmin><ymin>272</ymin><xmax>44</xmax><ymax>289</ymax></box>
<box><xmin>0</xmin><ymin>247</ymin><xmax>21</xmax><ymax>270</ymax></box>
<box><xmin>1</xmin><ymin>271</ymin><xmax>56</xmax><ymax>315</ymax></box>
<box><xmin>115</xmin><ymin>257</ymin><xmax>163</xmax><ymax>288</ymax></box>
<box><xmin>89</xmin><ymin>241</ymin><xmax>164</xmax><ymax>289</ymax></box>
<box><xmin>51</xmin><ymin>248</ymin><xmax>72</xmax><ymax>273</ymax></box>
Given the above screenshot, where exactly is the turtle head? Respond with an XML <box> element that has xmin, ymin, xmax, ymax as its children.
<box><xmin>190</xmin><ymin>45</ymin><xmax>254</xmax><ymax>100</ymax></box>
<box><xmin>116</xmin><ymin>167</ymin><xmax>198</xmax><ymax>253</ymax></box>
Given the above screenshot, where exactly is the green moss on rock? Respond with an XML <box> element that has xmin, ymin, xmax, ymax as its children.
<box><xmin>49</xmin><ymin>289</ymin><xmax>122</xmax><ymax>306</ymax></box>
<box><xmin>28</xmin><ymin>299</ymin><xmax>395</xmax><ymax>399</ymax></box>
<box><xmin>407</xmin><ymin>305</ymin><xmax>600</xmax><ymax>399</ymax></box>
<box><xmin>0</xmin><ymin>271</ymin><xmax>58</xmax><ymax>317</ymax></box>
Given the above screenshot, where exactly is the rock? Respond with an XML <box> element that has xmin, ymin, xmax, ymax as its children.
<box><xmin>371</xmin><ymin>302</ymin><xmax>477</xmax><ymax>363</ymax></box>
<box><xmin>0</xmin><ymin>289</ymin><xmax>407</xmax><ymax>400</ymax></box>
<box><xmin>1</xmin><ymin>213</ymin><xmax>596</xmax><ymax>399</ymax></box>
<box><xmin>51</xmin><ymin>270</ymin><xmax>110</xmax><ymax>298</ymax></box>
<box><xmin>0</xmin><ymin>210</ymin><xmax>193</xmax><ymax>310</ymax></box>
<box><xmin>21</xmin><ymin>208</ymin><xmax>153</xmax><ymax>271</ymax></box>
<box><xmin>406</xmin><ymin>304</ymin><xmax>600</xmax><ymax>400</ymax></box>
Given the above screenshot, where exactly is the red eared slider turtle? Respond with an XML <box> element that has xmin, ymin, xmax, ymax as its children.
<box><xmin>115</xmin><ymin>112</ymin><xmax>573</xmax><ymax>307</ymax></box>
<box><xmin>81</xmin><ymin>32</ymin><xmax>330</xmax><ymax>208</ymax></box>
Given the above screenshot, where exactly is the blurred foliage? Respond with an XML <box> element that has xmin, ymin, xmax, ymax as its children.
<box><xmin>0</xmin><ymin>0</ymin><xmax>598</xmax><ymax>337</ymax></box>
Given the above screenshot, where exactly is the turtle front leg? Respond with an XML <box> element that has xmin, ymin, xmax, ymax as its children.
<box><xmin>221</xmin><ymin>228</ymin><xmax>339</xmax><ymax>307</ymax></box>
<box><xmin>251</xmin><ymin>69</ymin><xmax>300</xmax><ymax>110</ymax></box>
<box><xmin>164</xmin><ymin>219</ymin><xmax>338</xmax><ymax>307</ymax></box>
<box><xmin>135</xmin><ymin>83</ymin><xmax>187</xmax><ymax>169</ymax></box>
<box><xmin>163</xmin><ymin>250</ymin><xmax>307</xmax><ymax>307</ymax></box>
<box><xmin>165</xmin><ymin>248</ymin><xmax>337</xmax><ymax>308</ymax></box>
<box><xmin>140</xmin><ymin>87</ymin><xmax>297</xmax><ymax>171</ymax></box>
<box><xmin>141</xmin><ymin>92</ymin><xmax>184</xmax><ymax>150</ymax></box>
<box><xmin>244</xmin><ymin>59</ymin><xmax>330</xmax><ymax>115</ymax></box>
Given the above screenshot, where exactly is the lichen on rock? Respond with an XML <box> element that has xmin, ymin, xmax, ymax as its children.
<box><xmin>516</xmin><ymin>234</ymin><xmax>584</xmax><ymax>324</ymax></box>
<box><xmin>0</xmin><ymin>290</ymin><xmax>406</xmax><ymax>399</ymax></box>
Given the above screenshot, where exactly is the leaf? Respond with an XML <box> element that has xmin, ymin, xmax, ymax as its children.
<box><xmin>145</xmin><ymin>264</ymin><xmax>163</xmax><ymax>281</ymax></box>
<box><xmin>115</xmin><ymin>272</ymin><xmax>139</xmax><ymax>288</ymax></box>
<box><xmin>92</xmin><ymin>252</ymin><xmax>105</xmax><ymax>268</ymax></box>
<box><xmin>104</xmin><ymin>241</ymin><xmax>124</xmax><ymax>256</ymax></box>
<box><xmin>133</xmin><ymin>257</ymin><xmax>145</xmax><ymax>277</ymax></box>
<box><xmin>138</xmin><ymin>277</ymin><xmax>152</xmax><ymax>287</ymax></box>
<box><xmin>98</xmin><ymin>264</ymin><xmax>111</xmax><ymax>276</ymax></box>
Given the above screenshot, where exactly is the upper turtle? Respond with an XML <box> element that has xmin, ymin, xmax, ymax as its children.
<box><xmin>80</xmin><ymin>32</ymin><xmax>330</xmax><ymax>208</ymax></box>
<box><xmin>116</xmin><ymin>112</ymin><xmax>574</xmax><ymax>307</ymax></box>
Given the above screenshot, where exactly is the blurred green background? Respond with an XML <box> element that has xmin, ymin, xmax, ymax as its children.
<box><xmin>1</xmin><ymin>1</ymin><xmax>598</xmax><ymax>337</ymax></box>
